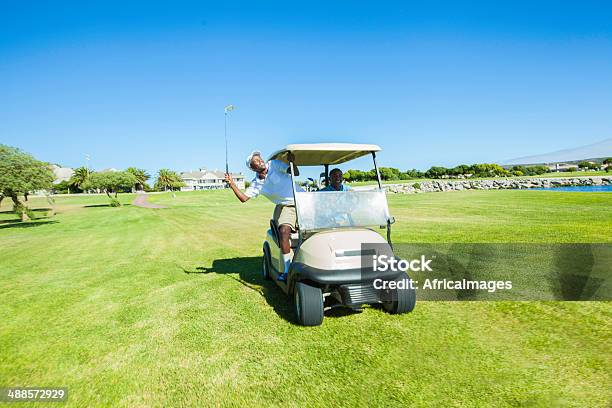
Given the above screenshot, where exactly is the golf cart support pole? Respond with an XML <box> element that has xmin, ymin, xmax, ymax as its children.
<box><xmin>372</xmin><ymin>152</ymin><xmax>382</xmax><ymax>190</ymax></box>
<box><xmin>324</xmin><ymin>164</ymin><xmax>329</xmax><ymax>187</ymax></box>
<box><xmin>289</xmin><ymin>157</ymin><xmax>302</xmax><ymax>244</ymax></box>
<box><xmin>372</xmin><ymin>152</ymin><xmax>393</xmax><ymax>249</ymax></box>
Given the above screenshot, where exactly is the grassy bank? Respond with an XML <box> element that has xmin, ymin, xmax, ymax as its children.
<box><xmin>1</xmin><ymin>189</ymin><xmax>610</xmax><ymax>406</ymax></box>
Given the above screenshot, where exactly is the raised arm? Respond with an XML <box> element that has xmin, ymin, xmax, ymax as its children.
<box><xmin>224</xmin><ymin>173</ymin><xmax>250</xmax><ymax>203</ymax></box>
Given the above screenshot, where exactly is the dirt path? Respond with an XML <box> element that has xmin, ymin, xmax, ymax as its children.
<box><xmin>132</xmin><ymin>192</ymin><xmax>166</xmax><ymax>209</ymax></box>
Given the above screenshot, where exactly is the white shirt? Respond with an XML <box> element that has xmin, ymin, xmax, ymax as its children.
<box><xmin>245</xmin><ymin>159</ymin><xmax>303</xmax><ymax>205</ymax></box>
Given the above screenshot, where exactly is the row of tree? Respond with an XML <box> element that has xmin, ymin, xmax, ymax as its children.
<box><xmin>577</xmin><ymin>159</ymin><xmax>612</xmax><ymax>171</ymax></box>
<box><xmin>342</xmin><ymin>163</ymin><xmax>555</xmax><ymax>181</ymax></box>
<box><xmin>54</xmin><ymin>167</ymin><xmax>185</xmax><ymax>196</ymax></box>
<box><xmin>343</xmin><ymin>168</ymin><xmax>424</xmax><ymax>182</ymax></box>
<box><xmin>343</xmin><ymin>160</ymin><xmax>611</xmax><ymax>182</ymax></box>
<box><xmin>56</xmin><ymin>168</ymin><xmax>186</xmax><ymax>206</ymax></box>
<box><xmin>0</xmin><ymin>144</ymin><xmax>188</xmax><ymax>218</ymax></box>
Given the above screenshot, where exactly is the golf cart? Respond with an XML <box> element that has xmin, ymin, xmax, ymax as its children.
<box><xmin>262</xmin><ymin>143</ymin><xmax>416</xmax><ymax>326</ymax></box>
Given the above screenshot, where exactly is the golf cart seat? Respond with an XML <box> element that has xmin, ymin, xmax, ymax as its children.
<box><xmin>270</xmin><ymin>219</ymin><xmax>299</xmax><ymax>249</ymax></box>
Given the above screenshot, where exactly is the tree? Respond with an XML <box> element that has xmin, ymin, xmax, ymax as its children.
<box><xmin>424</xmin><ymin>166</ymin><xmax>449</xmax><ymax>179</ymax></box>
<box><xmin>468</xmin><ymin>163</ymin><xmax>510</xmax><ymax>178</ymax></box>
<box><xmin>525</xmin><ymin>165</ymin><xmax>549</xmax><ymax>175</ymax></box>
<box><xmin>81</xmin><ymin>171</ymin><xmax>136</xmax><ymax>206</ymax></box>
<box><xmin>0</xmin><ymin>144</ymin><xmax>54</xmax><ymax>220</ymax></box>
<box><xmin>576</xmin><ymin>161</ymin><xmax>599</xmax><ymax>171</ymax></box>
<box><xmin>512</xmin><ymin>165</ymin><xmax>549</xmax><ymax>176</ymax></box>
<box><xmin>603</xmin><ymin>158</ymin><xmax>612</xmax><ymax>172</ymax></box>
<box><xmin>52</xmin><ymin>180</ymin><xmax>73</xmax><ymax>194</ymax></box>
<box><xmin>126</xmin><ymin>167</ymin><xmax>151</xmax><ymax>191</ymax></box>
<box><xmin>155</xmin><ymin>169</ymin><xmax>185</xmax><ymax>191</ymax></box>
<box><xmin>511</xmin><ymin>165</ymin><xmax>528</xmax><ymax>176</ymax></box>
<box><xmin>69</xmin><ymin>166</ymin><xmax>91</xmax><ymax>192</ymax></box>
<box><xmin>343</xmin><ymin>169</ymin><xmax>366</xmax><ymax>182</ymax></box>
<box><xmin>380</xmin><ymin>167</ymin><xmax>401</xmax><ymax>180</ymax></box>
<box><xmin>379</xmin><ymin>167</ymin><xmax>398</xmax><ymax>181</ymax></box>
<box><xmin>451</xmin><ymin>164</ymin><xmax>471</xmax><ymax>177</ymax></box>
<box><xmin>342</xmin><ymin>170</ymin><xmax>356</xmax><ymax>182</ymax></box>
<box><xmin>403</xmin><ymin>169</ymin><xmax>424</xmax><ymax>179</ymax></box>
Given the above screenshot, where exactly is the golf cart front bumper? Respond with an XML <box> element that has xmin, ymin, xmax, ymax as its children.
<box><xmin>289</xmin><ymin>262</ymin><xmax>405</xmax><ymax>307</ymax></box>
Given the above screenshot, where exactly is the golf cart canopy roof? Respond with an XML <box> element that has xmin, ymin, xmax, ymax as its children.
<box><xmin>268</xmin><ymin>143</ymin><xmax>382</xmax><ymax>166</ymax></box>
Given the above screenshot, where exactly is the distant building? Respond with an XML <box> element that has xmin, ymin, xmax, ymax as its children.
<box><xmin>548</xmin><ymin>163</ymin><xmax>578</xmax><ymax>172</ymax></box>
<box><xmin>50</xmin><ymin>164</ymin><xmax>74</xmax><ymax>184</ymax></box>
<box><xmin>180</xmin><ymin>168</ymin><xmax>245</xmax><ymax>191</ymax></box>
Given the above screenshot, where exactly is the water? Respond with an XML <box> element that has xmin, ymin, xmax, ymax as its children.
<box><xmin>533</xmin><ymin>185</ymin><xmax>612</xmax><ymax>192</ymax></box>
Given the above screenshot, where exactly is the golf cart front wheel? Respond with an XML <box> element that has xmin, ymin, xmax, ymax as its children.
<box><xmin>295</xmin><ymin>282</ymin><xmax>324</xmax><ymax>326</ymax></box>
<box><xmin>262</xmin><ymin>246</ymin><xmax>271</xmax><ymax>280</ymax></box>
<box><xmin>382</xmin><ymin>272</ymin><xmax>416</xmax><ymax>314</ymax></box>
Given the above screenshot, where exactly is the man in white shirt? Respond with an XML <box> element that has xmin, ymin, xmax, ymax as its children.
<box><xmin>224</xmin><ymin>151</ymin><xmax>303</xmax><ymax>282</ymax></box>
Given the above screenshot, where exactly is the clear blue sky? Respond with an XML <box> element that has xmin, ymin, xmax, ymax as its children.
<box><xmin>1</xmin><ymin>1</ymin><xmax>611</xmax><ymax>178</ymax></box>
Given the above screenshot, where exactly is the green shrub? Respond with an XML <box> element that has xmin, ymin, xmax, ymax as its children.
<box><xmin>109</xmin><ymin>198</ymin><xmax>122</xmax><ymax>207</ymax></box>
<box><xmin>412</xmin><ymin>183</ymin><xmax>421</xmax><ymax>189</ymax></box>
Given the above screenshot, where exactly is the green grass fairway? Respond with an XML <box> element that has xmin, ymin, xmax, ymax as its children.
<box><xmin>1</xmin><ymin>190</ymin><xmax>611</xmax><ymax>406</ymax></box>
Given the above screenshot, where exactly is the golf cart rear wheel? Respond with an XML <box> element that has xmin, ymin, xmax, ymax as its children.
<box><xmin>262</xmin><ymin>246</ymin><xmax>271</xmax><ymax>281</ymax></box>
<box><xmin>383</xmin><ymin>272</ymin><xmax>416</xmax><ymax>314</ymax></box>
<box><xmin>295</xmin><ymin>282</ymin><xmax>324</xmax><ymax>326</ymax></box>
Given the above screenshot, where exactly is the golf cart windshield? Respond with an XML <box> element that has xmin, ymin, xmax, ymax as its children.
<box><xmin>295</xmin><ymin>190</ymin><xmax>390</xmax><ymax>231</ymax></box>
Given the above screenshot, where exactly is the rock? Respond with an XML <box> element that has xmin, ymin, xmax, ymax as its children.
<box><xmin>386</xmin><ymin>176</ymin><xmax>610</xmax><ymax>195</ymax></box>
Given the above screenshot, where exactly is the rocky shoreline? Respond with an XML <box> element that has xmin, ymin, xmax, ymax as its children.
<box><xmin>384</xmin><ymin>176</ymin><xmax>612</xmax><ymax>194</ymax></box>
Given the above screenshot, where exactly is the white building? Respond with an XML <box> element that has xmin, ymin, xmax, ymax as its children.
<box><xmin>180</xmin><ymin>168</ymin><xmax>245</xmax><ymax>191</ymax></box>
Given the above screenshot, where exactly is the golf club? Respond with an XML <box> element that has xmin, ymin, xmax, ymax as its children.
<box><xmin>224</xmin><ymin>104</ymin><xmax>235</xmax><ymax>174</ymax></box>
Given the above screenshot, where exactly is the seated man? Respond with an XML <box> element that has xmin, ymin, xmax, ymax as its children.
<box><xmin>225</xmin><ymin>151</ymin><xmax>302</xmax><ymax>282</ymax></box>
<box><xmin>320</xmin><ymin>168</ymin><xmax>352</xmax><ymax>191</ymax></box>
